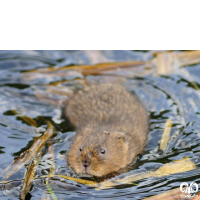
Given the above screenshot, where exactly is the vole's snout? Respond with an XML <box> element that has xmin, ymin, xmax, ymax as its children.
<box><xmin>82</xmin><ymin>159</ymin><xmax>90</xmax><ymax>168</ymax></box>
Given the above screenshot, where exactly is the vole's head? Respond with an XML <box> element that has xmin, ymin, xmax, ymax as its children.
<box><xmin>67</xmin><ymin>128</ymin><xmax>129</xmax><ymax>177</ymax></box>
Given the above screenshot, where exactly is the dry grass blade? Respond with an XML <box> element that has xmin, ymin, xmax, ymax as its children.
<box><xmin>152</xmin><ymin>157</ymin><xmax>196</xmax><ymax>175</ymax></box>
<box><xmin>25</xmin><ymin>51</ymin><xmax>200</xmax><ymax>76</ymax></box>
<box><xmin>176</xmin><ymin>50</ymin><xmax>200</xmax><ymax>67</ymax></box>
<box><xmin>152</xmin><ymin>50</ymin><xmax>200</xmax><ymax>75</ymax></box>
<box><xmin>23</xmin><ymin>51</ymin><xmax>200</xmax><ymax>78</ymax></box>
<box><xmin>2</xmin><ymin>121</ymin><xmax>55</xmax><ymax>179</ymax></box>
<box><xmin>159</xmin><ymin>119</ymin><xmax>172</xmax><ymax>151</ymax></box>
<box><xmin>74</xmin><ymin>62</ymin><xmax>146</xmax><ymax>75</ymax></box>
<box><xmin>0</xmin><ymin>180</ymin><xmax>12</xmax><ymax>184</ymax></box>
<box><xmin>4</xmin><ymin>110</ymin><xmax>37</xmax><ymax>127</ymax></box>
<box><xmin>95</xmin><ymin>158</ymin><xmax>196</xmax><ymax>189</ymax></box>
<box><xmin>37</xmin><ymin>158</ymin><xmax>195</xmax><ymax>190</ymax></box>
<box><xmin>18</xmin><ymin>116</ymin><xmax>37</xmax><ymax>127</ymax></box>
<box><xmin>40</xmin><ymin>175</ymin><xmax>97</xmax><ymax>185</ymax></box>
<box><xmin>142</xmin><ymin>187</ymin><xmax>188</xmax><ymax>200</ymax></box>
<box><xmin>43</xmin><ymin>79</ymin><xmax>87</xmax><ymax>87</ymax></box>
<box><xmin>25</xmin><ymin>61</ymin><xmax>146</xmax><ymax>75</ymax></box>
<box><xmin>39</xmin><ymin>158</ymin><xmax>195</xmax><ymax>190</ymax></box>
<box><xmin>19</xmin><ymin>150</ymin><xmax>42</xmax><ymax>200</ymax></box>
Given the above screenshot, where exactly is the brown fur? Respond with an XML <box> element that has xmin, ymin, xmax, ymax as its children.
<box><xmin>64</xmin><ymin>84</ymin><xmax>149</xmax><ymax>177</ymax></box>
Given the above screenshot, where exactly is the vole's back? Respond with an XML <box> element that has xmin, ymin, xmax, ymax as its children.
<box><xmin>64</xmin><ymin>84</ymin><xmax>148</xmax><ymax>138</ymax></box>
<box><xmin>65</xmin><ymin>84</ymin><xmax>149</xmax><ymax>176</ymax></box>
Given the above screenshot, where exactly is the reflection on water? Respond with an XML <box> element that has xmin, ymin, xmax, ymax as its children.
<box><xmin>0</xmin><ymin>50</ymin><xmax>200</xmax><ymax>199</ymax></box>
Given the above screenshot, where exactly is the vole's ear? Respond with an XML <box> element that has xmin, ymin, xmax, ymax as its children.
<box><xmin>113</xmin><ymin>132</ymin><xmax>128</xmax><ymax>148</ymax></box>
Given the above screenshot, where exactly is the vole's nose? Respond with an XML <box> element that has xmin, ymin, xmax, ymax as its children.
<box><xmin>83</xmin><ymin>160</ymin><xmax>90</xmax><ymax>168</ymax></box>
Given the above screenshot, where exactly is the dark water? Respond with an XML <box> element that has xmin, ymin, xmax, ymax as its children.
<box><xmin>0</xmin><ymin>50</ymin><xmax>200</xmax><ymax>199</ymax></box>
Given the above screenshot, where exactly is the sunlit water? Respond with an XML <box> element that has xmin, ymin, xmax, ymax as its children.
<box><xmin>0</xmin><ymin>50</ymin><xmax>200</xmax><ymax>199</ymax></box>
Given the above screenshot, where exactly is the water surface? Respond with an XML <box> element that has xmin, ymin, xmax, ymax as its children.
<box><xmin>0</xmin><ymin>50</ymin><xmax>200</xmax><ymax>199</ymax></box>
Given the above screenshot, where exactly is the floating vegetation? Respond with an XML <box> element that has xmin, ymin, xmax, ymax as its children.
<box><xmin>159</xmin><ymin>118</ymin><xmax>172</xmax><ymax>152</ymax></box>
<box><xmin>1</xmin><ymin>50</ymin><xmax>200</xmax><ymax>199</ymax></box>
<box><xmin>2</xmin><ymin>121</ymin><xmax>55</xmax><ymax>180</ymax></box>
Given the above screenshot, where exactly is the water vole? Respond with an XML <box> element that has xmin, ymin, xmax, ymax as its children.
<box><xmin>64</xmin><ymin>84</ymin><xmax>149</xmax><ymax>177</ymax></box>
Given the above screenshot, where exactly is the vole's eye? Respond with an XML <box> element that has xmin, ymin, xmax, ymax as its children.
<box><xmin>79</xmin><ymin>147</ymin><xmax>83</xmax><ymax>152</ymax></box>
<box><xmin>100</xmin><ymin>148</ymin><xmax>105</xmax><ymax>154</ymax></box>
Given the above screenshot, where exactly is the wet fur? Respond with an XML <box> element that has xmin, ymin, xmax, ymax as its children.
<box><xmin>64</xmin><ymin>84</ymin><xmax>149</xmax><ymax>177</ymax></box>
